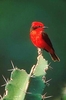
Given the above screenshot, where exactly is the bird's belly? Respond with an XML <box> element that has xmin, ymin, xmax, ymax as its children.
<box><xmin>30</xmin><ymin>33</ymin><xmax>45</xmax><ymax>48</ymax></box>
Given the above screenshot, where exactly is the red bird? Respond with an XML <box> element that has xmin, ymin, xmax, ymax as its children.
<box><xmin>30</xmin><ymin>21</ymin><xmax>60</xmax><ymax>62</ymax></box>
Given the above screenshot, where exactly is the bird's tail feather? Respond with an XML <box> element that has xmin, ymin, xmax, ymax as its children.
<box><xmin>50</xmin><ymin>52</ymin><xmax>60</xmax><ymax>62</ymax></box>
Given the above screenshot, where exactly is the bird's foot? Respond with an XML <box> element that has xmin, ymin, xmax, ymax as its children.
<box><xmin>37</xmin><ymin>48</ymin><xmax>42</xmax><ymax>55</ymax></box>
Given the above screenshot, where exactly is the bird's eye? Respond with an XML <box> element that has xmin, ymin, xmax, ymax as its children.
<box><xmin>32</xmin><ymin>26</ymin><xmax>41</xmax><ymax>30</ymax></box>
<box><xmin>38</xmin><ymin>26</ymin><xmax>40</xmax><ymax>28</ymax></box>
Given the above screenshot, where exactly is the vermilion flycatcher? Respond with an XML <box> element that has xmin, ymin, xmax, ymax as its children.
<box><xmin>30</xmin><ymin>21</ymin><xmax>60</xmax><ymax>62</ymax></box>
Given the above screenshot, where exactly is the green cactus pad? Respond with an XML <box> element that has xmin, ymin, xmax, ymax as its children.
<box><xmin>3</xmin><ymin>69</ymin><xmax>29</xmax><ymax>100</ymax></box>
<box><xmin>25</xmin><ymin>55</ymin><xmax>49</xmax><ymax>100</ymax></box>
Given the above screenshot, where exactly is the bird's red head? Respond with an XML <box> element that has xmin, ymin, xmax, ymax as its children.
<box><xmin>31</xmin><ymin>21</ymin><xmax>44</xmax><ymax>29</ymax></box>
<box><xmin>30</xmin><ymin>21</ymin><xmax>48</xmax><ymax>31</ymax></box>
<box><xmin>32</xmin><ymin>21</ymin><xmax>44</xmax><ymax>27</ymax></box>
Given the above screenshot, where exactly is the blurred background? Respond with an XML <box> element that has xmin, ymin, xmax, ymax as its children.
<box><xmin>0</xmin><ymin>0</ymin><xmax>66</xmax><ymax>100</ymax></box>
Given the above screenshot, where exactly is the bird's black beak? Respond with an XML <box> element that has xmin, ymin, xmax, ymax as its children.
<box><xmin>43</xmin><ymin>26</ymin><xmax>48</xmax><ymax>29</ymax></box>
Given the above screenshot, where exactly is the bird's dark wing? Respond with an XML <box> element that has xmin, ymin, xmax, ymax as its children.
<box><xmin>42</xmin><ymin>31</ymin><xmax>54</xmax><ymax>51</ymax></box>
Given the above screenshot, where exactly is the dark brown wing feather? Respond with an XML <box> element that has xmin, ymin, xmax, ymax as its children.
<box><xmin>42</xmin><ymin>31</ymin><xmax>54</xmax><ymax>51</ymax></box>
<box><xmin>42</xmin><ymin>31</ymin><xmax>60</xmax><ymax>61</ymax></box>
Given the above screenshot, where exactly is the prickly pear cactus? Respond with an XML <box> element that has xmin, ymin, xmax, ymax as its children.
<box><xmin>2</xmin><ymin>68</ymin><xmax>30</xmax><ymax>100</ymax></box>
<box><xmin>25</xmin><ymin>55</ymin><xmax>51</xmax><ymax>100</ymax></box>
<box><xmin>2</xmin><ymin>49</ymin><xmax>51</xmax><ymax>100</ymax></box>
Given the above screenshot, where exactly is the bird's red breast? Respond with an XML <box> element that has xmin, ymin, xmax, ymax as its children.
<box><xmin>30</xmin><ymin>28</ymin><xmax>46</xmax><ymax>48</ymax></box>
